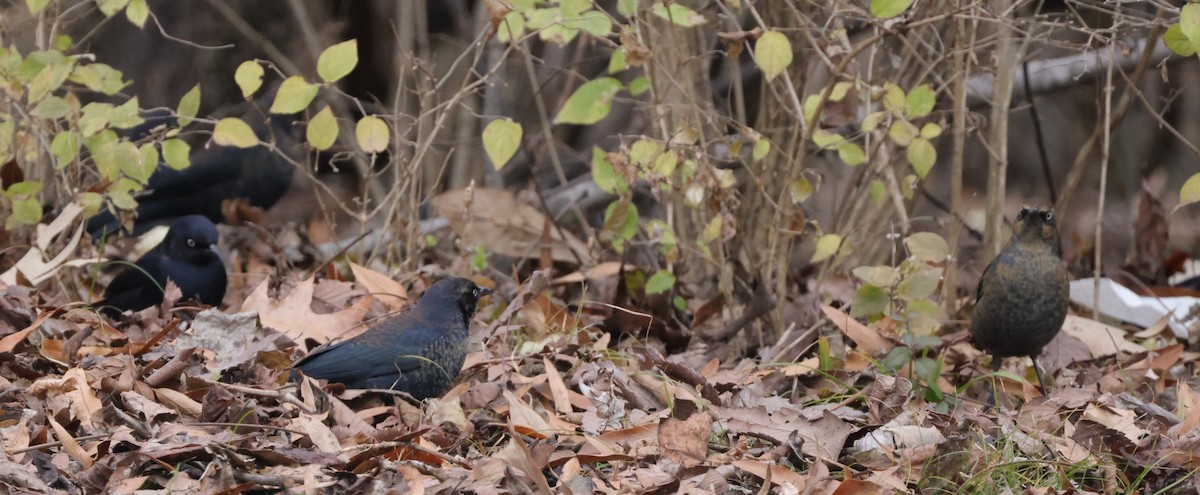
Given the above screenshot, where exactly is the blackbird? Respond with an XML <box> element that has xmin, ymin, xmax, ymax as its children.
<box><xmin>291</xmin><ymin>277</ymin><xmax>492</xmax><ymax>400</ymax></box>
<box><xmin>970</xmin><ymin>205</ymin><xmax>1069</xmax><ymax>401</ymax></box>
<box><xmin>86</xmin><ymin>112</ymin><xmax>296</xmax><ymax>239</ymax></box>
<box><xmin>95</xmin><ymin>215</ymin><xmax>227</xmax><ymax>316</ymax></box>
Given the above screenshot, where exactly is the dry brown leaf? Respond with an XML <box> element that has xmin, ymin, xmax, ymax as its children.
<box><xmin>48</xmin><ymin>415</ymin><xmax>94</xmax><ymax>469</ymax></box>
<box><xmin>153</xmin><ymin>387</ymin><xmax>203</xmax><ymax>417</ymax></box>
<box><xmin>552</xmin><ymin>261</ymin><xmax>628</xmax><ymax>284</ymax></box>
<box><xmin>821</xmin><ymin>304</ymin><xmax>894</xmax><ymax>358</ymax></box>
<box><xmin>0</xmin><ymin>310</ymin><xmax>53</xmax><ymax>353</ymax></box>
<box><xmin>714</xmin><ymin>406</ymin><xmax>852</xmax><ymax>461</ymax></box>
<box><xmin>543</xmin><ymin>356</ymin><xmax>573</xmax><ymax>414</ymax></box>
<box><xmin>732</xmin><ymin>459</ymin><xmax>808</xmax><ymax>488</ymax></box>
<box><xmin>432</xmin><ymin>188</ymin><xmax>592</xmax><ymax>265</ymax></box>
<box><xmin>1169</xmin><ymin>381</ymin><xmax>1200</xmax><ymax>437</ymax></box>
<box><xmin>1059</xmin><ymin>315</ymin><xmax>1143</xmax><ymax>358</ymax></box>
<box><xmin>241</xmin><ymin>276</ymin><xmax>373</xmax><ymax>342</ymax></box>
<box><xmin>292</xmin><ymin>414</ymin><xmax>344</xmax><ymax>456</ymax></box>
<box><xmin>504</xmin><ymin>390</ymin><xmax>554</xmax><ymax>438</ymax></box>
<box><xmin>658</xmin><ymin>412</ymin><xmax>712</xmax><ymax>468</ymax></box>
<box><xmin>349</xmin><ymin>262</ymin><xmax>408</xmax><ymax>311</ymax></box>
<box><xmin>1081</xmin><ymin>404</ymin><xmax>1149</xmax><ymax>444</ymax></box>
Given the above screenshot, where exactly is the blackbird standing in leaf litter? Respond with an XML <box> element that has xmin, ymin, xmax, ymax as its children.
<box><xmin>970</xmin><ymin>205</ymin><xmax>1069</xmax><ymax>403</ymax></box>
<box><xmin>291</xmin><ymin>277</ymin><xmax>492</xmax><ymax>400</ymax></box>
<box><xmin>95</xmin><ymin>215</ymin><xmax>227</xmax><ymax>316</ymax></box>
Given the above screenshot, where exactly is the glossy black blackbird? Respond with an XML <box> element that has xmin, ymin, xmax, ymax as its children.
<box><xmin>95</xmin><ymin>215</ymin><xmax>227</xmax><ymax>316</ymax></box>
<box><xmin>292</xmin><ymin>277</ymin><xmax>492</xmax><ymax>400</ymax></box>
<box><xmin>970</xmin><ymin>205</ymin><xmax>1069</xmax><ymax>398</ymax></box>
<box><xmin>86</xmin><ymin>112</ymin><xmax>296</xmax><ymax>239</ymax></box>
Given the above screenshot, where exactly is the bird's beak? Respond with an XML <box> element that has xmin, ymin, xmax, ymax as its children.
<box><xmin>209</xmin><ymin>245</ymin><xmax>223</xmax><ymax>259</ymax></box>
<box><xmin>479</xmin><ymin>287</ymin><xmax>494</xmax><ymax>298</ymax></box>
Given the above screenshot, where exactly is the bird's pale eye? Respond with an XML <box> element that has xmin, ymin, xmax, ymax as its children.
<box><xmin>186</xmin><ymin>239</ymin><xmax>196</xmax><ymax>247</ymax></box>
<box><xmin>1043</xmin><ymin>212</ymin><xmax>1053</xmax><ymax>222</ymax></box>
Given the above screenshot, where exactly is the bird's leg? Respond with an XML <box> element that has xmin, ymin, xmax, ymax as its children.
<box><xmin>986</xmin><ymin>355</ymin><xmax>1002</xmax><ymax>410</ymax></box>
<box><xmin>1030</xmin><ymin>355</ymin><xmax>1048</xmax><ymax>392</ymax></box>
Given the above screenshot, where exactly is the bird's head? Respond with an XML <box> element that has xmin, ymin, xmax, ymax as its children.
<box><xmin>164</xmin><ymin>215</ymin><xmax>221</xmax><ymax>262</ymax></box>
<box><xmin>422</xmin><ymin>277</ymin><xmax>493</xmax><ymax>324</ymax></box>
<box><xmin>1013</xmin><ymin>205</ymin><xmax>1059</xmax><ymax>246</ymax></box>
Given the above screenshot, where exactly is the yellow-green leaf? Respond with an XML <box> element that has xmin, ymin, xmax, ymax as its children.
<box><xmin>871</xmin><ymin>0</ymin><xmax>914</xmax><ymax>19</ymax></box>
<box><xmin>811</xmin><ymin>233</ymin><xmax>844</xmax><ymax>262</ymax></box>
<box><xmin>907</xmin><ymin>137</ymin><xmax>936</xmax><ymax>178</ymax></box>
<box><xmin>592</xmin><ymin>146</ymin><xmax>626</xmax><ymax>194</ymax></box>
<box><xmin>497</xmin><ymin>11</ymin><xmax>526</xmax><ymax>43</ymax></box>
<box><xmin>811</xmin><ymin>129</ymin><xmax>844</xmax><ymax>149</ymax></box>
<box><xmin>356</xmin><ymin>115</ymin><xmax>389</xmax><ymax>153</ymax></box>
<box><xmin>753</xmin><ymin>138</ymin><xmax>770</xmax><ymax>161</ymax></box>
<box><xmin>97</xmin><ymin>0</ymin><xmax>130</xmax><ymax>17</ymax></box>
<box><xmin>790</xmin><ymin>177</ymin><xmax>813</xmax><ymax>204</ymax></box>
<box><xmin>629</xmin><ymin>76</ymin><xmax>650</xmax><ymax>96</ymax></box>
<box><xmin>213</xmin><ymin>117</ymin><xmax>260</xmax><ymax>148</ymax></box>
<box><xmin>1182</xmin><ymin>4</ymin><xmax>1200</xmax><ymax>47</ymax></box>
<box><xmin>51</xmin><ymin>131</ymin><xmax>79</xmax><ymax>167</ymax></box>
<box><xmin>306</xmin><ymin>106</ymin><xmax>338</xmax><ymax>151</ymax></box>
<box><xmin>651</xmin><ymin>2</ymin><xmax>705</xmax><ymax>27</ymax></box>
<box><xmin>26</xmin><ymin>0</ymin><xmax>50</xmax><ymax>14</ymax></box>
<box><xmin>554</xmin><ymin>77</ymin><xmax>622</xmax><ymax>125</ymax></box>
<box><xmin>576</xmin><ymin>10</ymin><xmax>612</xmax><ymax>37</ymax></box>
<box><xmin>702</xmin><ymin>215</ymin><xmax>722</xmax><ymax>242</ymax></box>
<box><xmin>1180</xmin><ymin>173</ymin><xmax>1200</xmax><ymax>207</ymax></box>
<box><xmin>234</xmin><ymin>61</ymin><xmax>264</xmax><ymax>99</ymax></box>
<box><xmin>136</xmin><ymin>143</ymin><xmax>159</xmax><ymax>183</ymax></box>
<box><xmin>920</xmin><ymin>122</ymin><xmax>943</xmax><ymax>139</ymax></box>
<box><xmin>270</xmin><ymin>76</ymin><xmax>318</xmax><ymax>114</ymax></box>
<box><xmin>905</xmin><ymin>84</ymin><xmax>935</xmax><ymax>118</ymax></box>
<box><xmin>177</xmin><ymin>84</ymin><xmax>200</xmax><ymax>126</ymax></box>
<box><xmin>125</xmin><ymin>0</ymin><xmax>149</xmax><ymax>27</ymax></box>
<box><xmin>608</xmin><ymin>47</ymin><xmax>628</xmax><ymax>74</ymax></box>
<box><xmin>829</xmin><ymin>81</ymin><xmax>854</xmax><ymax>102</ymax></box>
<box><xmin>110</xmin><ymin>97</ymin><xmax>143</xmax><ymax>129</ymax></box>
<box><xmin>754</xmin><ymin>31</ymin><xmax>792</xmax><ymax>82</ymax></box>
<box><xmin>896</xmin><ymin>271</ymin><xmax>940</xmax><ymax>300</ymax></box>
<box><xmin>482</xmin><ymin>119</ymin><xmax>522</xmax><ymax>170</ymax></box>
<box><xmin>162</xmin><ymin>138</ymin><xmax>190</xmax><ymax>170</ymax></box>
<box><xmin>630</xmin><ymin>139</ymin><xmax>663</xmax><ymax>166</ymax></box>
<box><xmin>645</xmin><ymin>270</ymin><xmax>676</xmax><ymax>295</ymax></box>
<box><xmin>31</xmin><ymin>96</ymin><xmax>69</xmax><ymax>119</ymax></box>
<box><xmin>888</xmin><ymin>120</ymin><xmax>918</xmax><ymax>147</ymax></box>
<box><xmin>881</xmin><ymin>82</ymin><xmax>906</xmax><ymax>115</ymax></box>
<box><xmin>905</xmin><ymin>232</ymin><xmax>949</xmax><ymax>262</ymax></box>
<box><xmin>1163</xmin><ymin>24</ymin><xmax>1196</xmax><ymax>57</ymax></box>
<box><xmin>838</xmin><ymin>142</ymin><xmax>866</xmax><ymax>166</ymax></box>
<box><xmin>9</xmin><ymin>198</ymin><xmax>41</xmax><ymax>228</ymax></box>
<box><xmin>861</xmin><ymin>111</ymin><xmax>885</xmax><ymax>132</ymax></box>
<box><xmin>79</xmin><ymin>102</ymin><xmax>114</xmax><ymax>137</ymax></box>
<box><xmin>317</xmin><ymin>39</ymin><xmax>358</xmax><ymax>83</ymax></box>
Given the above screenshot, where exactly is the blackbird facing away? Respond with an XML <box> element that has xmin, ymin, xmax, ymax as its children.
<box><xmin>292</xmin><ymin>277</ymin><xmax>492</xmax><ymax>400</ymax></box>
<box><xmin>95</xmin><ymin>215</ymin><xmax>228</xmax><ymax>316</ymax></box>
<box><xmin>970</xmin><ymin>205</ymin><xmax>1069</xmax><ymax>402</ymax></box>
<box><xmin>86</xmin><ymin>112</ymin><xmax>296</xmax><ymax>238</ymax></box>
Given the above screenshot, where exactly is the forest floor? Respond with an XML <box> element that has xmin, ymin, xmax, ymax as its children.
<box><xmin>1</xmin><ymin>204</ymin><xmax>1199</xmax><ymax>495</ymax></box>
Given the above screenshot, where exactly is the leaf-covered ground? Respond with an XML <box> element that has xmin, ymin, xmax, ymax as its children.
<box><xmin>2</xmin><ymin>217</ymin><xmax>1200</xmax><ymax>495</ymax></box>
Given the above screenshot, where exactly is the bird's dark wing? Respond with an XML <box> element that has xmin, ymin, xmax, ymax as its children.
<box><xmin>976</xmin><ymin>256</ymin><xmax>994</xmax><ymax>302</ymax></box>
<box><xmin>96</xmin><ymin>253</ymin><xmax>169</xmax><ymax>312</ymax></box>
<box><xmin>292</xmin><ymin>338</ymin><xmax>433</xmax><ymax>385</ymax></box>
<box><xmin>293</xmin><ymin>313</ymin><xmax>445</xmax><ymax>384</ymax></box>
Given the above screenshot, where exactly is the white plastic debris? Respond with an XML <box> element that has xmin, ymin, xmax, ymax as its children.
<box><xmin>1069</xmin><ymin>278</ymin><xmax>1200</xmax><ymax>340</ymax></box>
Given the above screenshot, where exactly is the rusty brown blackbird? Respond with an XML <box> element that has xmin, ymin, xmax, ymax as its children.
<box><xmin>971</xmin><ymin>205</ymin><xmax>1069</xmax><ymax>400</ymax></box>
<box><xmin>291</xmin><ymin>277</ymin><xmax>492</xmax><ymax>400</ymax></box>
<box><xmin>95</xmin><ymin>215</ymin><xmax>227</xmax><ymax>316</ymax></box>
